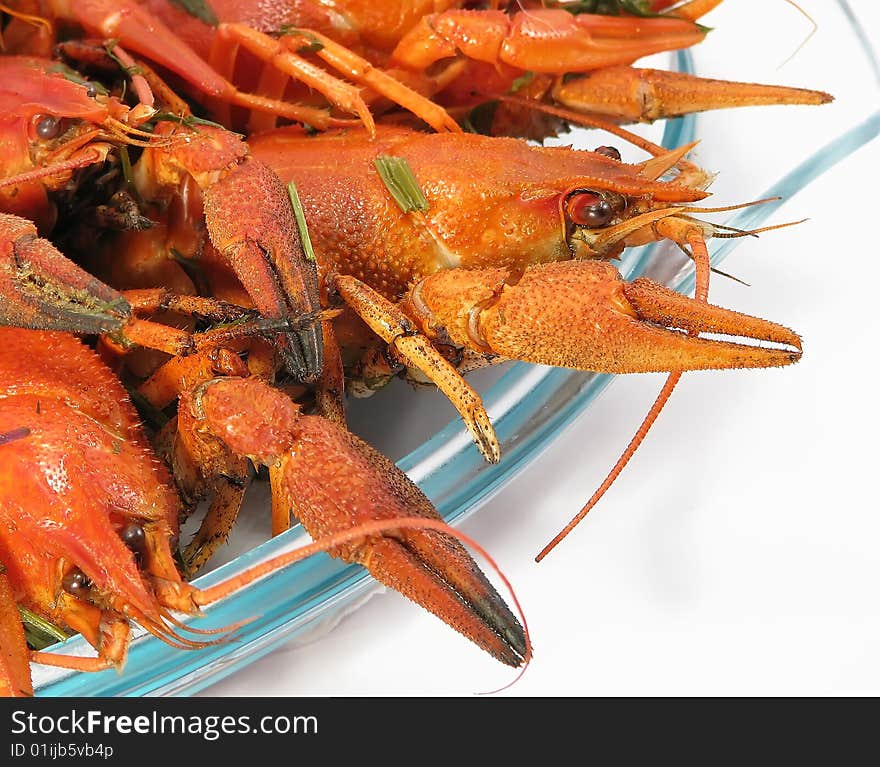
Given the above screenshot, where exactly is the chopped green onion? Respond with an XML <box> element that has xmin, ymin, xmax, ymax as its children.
<box><xmin>510</xmin><ymin>71</ymin><xmax>535</xmax><ymax>93</ymax></box>
<box><xmin>169</xmin><ymin>0</ymin><xmax>219</xmax><ymax>26</ymax></box>
<box><xmin>287</xmin><ymin>182</ymin><xmax>317</xmax><ymax>263</ymax></box>
<box><xmin>374</xmin><ymin>156</ymin><xmax>430</xmax><ymax>214</ymax></box>
<box><xmin>18</xmin><ymin>606</ymin><xmax>70</xmax><ymax>651</ymax></box>
<box><xmin>278</xmin><ymin>27</ymin><xmax>325</xmax><ymax>53</ymax></box>
<box><xmin>151</xmin><ymin>112</ymin><xmax>228</xmax><ymax>131</ymax></box>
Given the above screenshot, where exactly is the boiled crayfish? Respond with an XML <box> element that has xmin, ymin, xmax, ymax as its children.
<box><xmin>0</xmin><ymin>0</ymin><xmax>830</xmax><ymax>138</ymax></box>
<box><xmin>0</xmin><ymin>220</ymin><xmax>530</xmax><ymax>696</ymax></box>
<box><xmin>79</xmin><ymin>118</ymin><xmax>806</xmax><ymax>567</ymax></box>
<box><xmin>0</xmin><ymin>56</ymin><xmax>528</xmax><ymax>696</ymax></box>
<box><xmin>242</xmin><ymin>125</ymin><xmax>805</xmax><ymax>555</ymax></box>
<box><xmin>0</xmin><ymin>0</ymin><xmax>826</xmax><ymax>695</ymax></box>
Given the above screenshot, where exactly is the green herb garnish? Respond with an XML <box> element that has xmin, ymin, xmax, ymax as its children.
<box><xmin>18</xmin><ymin>607</ymin><xmax>70</xmax><ymax>651</ymax></box>
<box><xmin>125</xmin><ymin>386</ymin><xmax>170</xmax><ymax>431</ymax></box>
<box><xmin>278</xmin><ymin>27</ymin><xmax>325</xmax><ymax>53</ymax></box>
<box><xmin>49</xmin><ymin>63</ymin><xmax>109</xmax><ymax>96</ymax></box>
<box><xmin>104</xmin><ymin>40</ymin><xmax>145</xmax><ymax>78</ymax></box>
<box><xmin>510</xmin><ymin>71</ymin><xmax>535</xmax><ymax>93</ymax></box>
<box><xmin>552</xmin><ymin>0</ymin><xmax>655</xmax><ymax>17</ymax></box>
<box><xmin>150</xmin><ymin>112</ymin><xmax>228</xmax><ymax>131</ymax></box>
<box><xmin>169</xmin><ymin>0</ymin><xmax>219</xmax><ymax>26</ymax></box>
<box><xmin>287</xmin><ymin>181</ymin><xmax>317</xmax><ymax>263</ymax></box>
<box><xmin>374</xmin><ymin>156</ymin><xmax>429</xmax><ymax>214</ymax></box>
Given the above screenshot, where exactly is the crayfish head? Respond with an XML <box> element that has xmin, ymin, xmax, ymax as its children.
<box><xmin>528</xmin><ymin>137</ymin><xmax>712</xmax><ymax>260</ymax></box>
<box><xmin>0</xmin><ymin>57</ymin><xmax>137</xmax><ymax>231</ymax></box>
<box><xmin>569</xmin><ymin>202</ymin><xmax>713</xmax><ymax>259</ymax></box>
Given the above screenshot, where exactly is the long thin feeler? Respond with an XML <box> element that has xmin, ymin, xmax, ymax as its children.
<box><xmin>537</xmin><ymin>233</ymin><xmax>711</xmax><ymax>561</ymax></box>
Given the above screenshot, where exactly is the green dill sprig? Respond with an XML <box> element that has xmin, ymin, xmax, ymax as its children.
<box><xmin>104</xmin><ymin>40</ymin><xmax>145</xmax><ymax>78</ymax></box>
<box><xmin>510</xmin><ymin>71</ymin><xmax>535</xmax><ymax>93</ymax></box>
<box><xmin>49</xmin><ymin>63</ymin><xmax>109</xmax><ymax>96</ymax></box>
<box><xmin>118</xmin><ymin>145</ymin><xmax>138</xmax><ymax>204</ymax></box>
<box><xmin>125</xmin><ymin>386</ymin><xmax>171</xmax><ymax>431</ymax></box>
<box><xmin>18</xmin><ymin>606</ymin><xmax>70</xmax><ymax>651</ymax></box>
<box><xmin>277</xmin><ymin>27</ymin><xmax>325</xmax><ymax>53</ymax></box>
<box><xmin>374</xmin><ymin>156</ymin><xmax>430</xmax><ymax>214</ymax></box>
<box><xmin>553</xmin><ymin>0</ymin><xmax>655</xmax><ymax>16</ymax></box>
<box><xmin>553</xmin><ymin>0</ymin><xmax>712</xmax><ymax>25</ymax></box>
<box><xmin>169</xmin><ymin>0</ymin><xmax>219</xmax><ymax>26</ymax></box>
<box><xmin>287</xmin><ymin>181</ymin><xmax>317</xmax><ymax>263</ymax></box>
<box><xmin>150</xmin><ymin>112</ymin><xmax>228</xmax><ymax>131</ymax></box>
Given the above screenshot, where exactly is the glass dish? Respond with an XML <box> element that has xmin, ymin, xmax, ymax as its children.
<box><xmin>32</xmin><ymin>0</ymin><xmax>879</xmax><ymax>696</ymax></box>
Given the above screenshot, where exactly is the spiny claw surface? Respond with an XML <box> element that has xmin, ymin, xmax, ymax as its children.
<box><xmin>405</xmin><ymin>260</ymin><xmax>801</xmax><ymax>374</ymax></box>
<box><xmin>0</xmin><ymin>213</ymin><xmax>129</xmax><ymax>334</ymax></box>
<box><xmin>189</xmin><ymin>377</ymin><xmax>528</xmax><ymax>666</ymax></box>
<box><xmin>554</xmin><ymin>67</ymin><xmax>833</xmax><ymax>123</ymax></box>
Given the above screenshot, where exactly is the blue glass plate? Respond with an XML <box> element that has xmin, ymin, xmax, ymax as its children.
<box><xmin>32</xmin><ymin>0</ymin><xmax>879</xmax><ymax>696</ymax></box>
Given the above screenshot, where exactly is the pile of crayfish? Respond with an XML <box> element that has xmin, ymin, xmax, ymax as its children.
<box><xmin>0</xmin><ymin>0</ymin><xmax>831</xmax><ymax>697</ymax></box>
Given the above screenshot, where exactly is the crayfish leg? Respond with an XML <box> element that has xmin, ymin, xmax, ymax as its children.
<box><xmin>334</xmin><ymin>274</ymin><xmax>500</xmax><ymax>464</ymax></box>
<box><xmin>0</xmin><ymin>571</ymin><xmax>33</xmax><ymax>697</ymax></box>
<box><xmin>174</xmin><ymin>429</ymin><xmax>252</xmax><ymax>576</ymax></box>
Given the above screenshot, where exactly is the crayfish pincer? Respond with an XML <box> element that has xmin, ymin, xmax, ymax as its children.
<box><xmin>181</xmin><ymin>376</ymin><xmax>527</xmax><ymax>666</ymax></box>
<box><xmin>249</xmin><ymin>125</ymin><xmax>803</xmax><ymax>553</ymax></box>
<box><xmin>0</xmin><ymin>321</ymin><xmax>527</xmax><ymax>696</ymax></box>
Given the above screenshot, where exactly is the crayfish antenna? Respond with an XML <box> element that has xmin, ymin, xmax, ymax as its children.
<box><xmin>537</xmin><ymin>231</ymin><xmax>710</xmax><ymax>561</ymax></box>
<box><xmin>536</xmin><ymin>370</ymin><xmax>683</xmax><ymax>562</ymax></box>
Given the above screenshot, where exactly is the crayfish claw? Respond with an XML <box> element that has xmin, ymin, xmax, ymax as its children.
<box><xmin>406</xmin><ymin>260</ymin><xmax>801</xmax><ymax>374</ymax></box>
<box><xmin>554</xmin><ymin>67</ymin><xmax>833</xmax><ymax>125</ymax></box>
<box><xmin>623</xmin><ymin>276</ymin><xmax>803</xmax><ymax>355</ymax></box>
<box><xmin>202</xmin><ymin>159</ymin><xmax>324</xmax><ymax>383</ymax></box>
<box><xmin>0</xmin><ymin>213</ymin><xmax>130</xmax><ymax>335</ymax></box>
<box><xmin>363</xmin><ymin>534</ymin><xmax>527</xmax><ymax>667</ymax></box>
<box><xmin>188</xmin><ymin>377</ymin><xmax>527</xmax><ymax>666</ymax></box>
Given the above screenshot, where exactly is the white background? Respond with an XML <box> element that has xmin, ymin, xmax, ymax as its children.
<box><xmin>200</xmin><ymin>1</ymin><xmax>880</xmax><ymax>696</ymax></box>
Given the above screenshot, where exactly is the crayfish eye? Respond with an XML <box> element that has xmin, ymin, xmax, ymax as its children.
<box><xmin>120</xmin><ymin>522</ymin><xmax>147</xmax><ymax>563</ymax></box>
<box><xmin>34</xmin><ymin>115</ymin><xmax>62</xmax><ymax>140</ymax></box>
<box><xmin>594</xmin><ymin>145</ymin><xmax>622</xmax><ymax>161</ymax></box>
<box><xmin>62</xmin><ymin>569</ymin><xmax>91</xmax><ymax>597</ymax></box>
<box><xmin>565</xmin><ymin>191</ymin><xmax>615</xmax><ymax>228</ymax></box>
